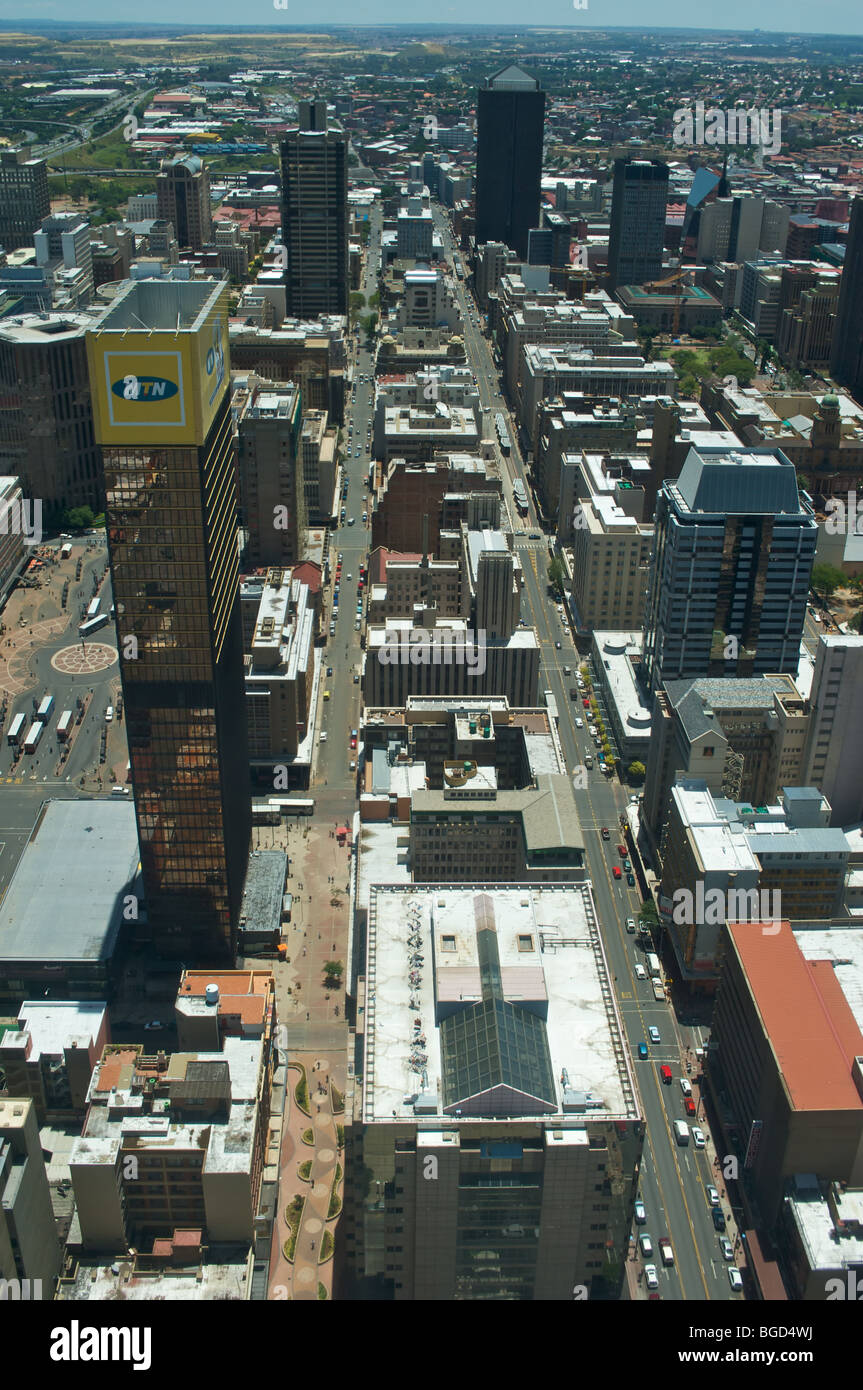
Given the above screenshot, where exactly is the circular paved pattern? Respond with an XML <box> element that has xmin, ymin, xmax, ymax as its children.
<box><xmin>317</xmin><ymin>1147</ymin><xmax>336</xmax><ymax>1164</ymax></box>
<box><xmin>295</xmin><ymin>1266</ymin><xmax>314</xmax><ymax>1285</ymax></box>
<box><xmin>305</xmin><ymin>1217</ymin><xmax>323</xmax><ymax>1235</ymax></box>
<box><xmin>51</xmin><ymin>642</ymin><xmax>118</xmax><ymax>675</ymax></box>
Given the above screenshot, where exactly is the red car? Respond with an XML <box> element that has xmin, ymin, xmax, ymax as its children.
<box><xmin>618</xmin><ymin>844</ymin><xmax>627</xmax><ymax>857</ymax></box>
<box><xmin>660</xmin><ymin>1065</ymin><xmax>672</xmax><ymax>1084</ymax></box>
<box><xmin>613</xmin><ymin>865</ymin><xmax>622</xmax><ymax>879</ymax></box>
<box><xmin>583</xmin><ymin>698</ymin><xmax>590</xmax><ymax>708</ymax></box>
<box><xmin>684</xmin><ymin>1098</ymin><xmax>696</xmax><ymax>1117</ymax></box>
<box><xmin>350</xmin><ymin>736</ymin><xmax>357</xmax><ymax>749</ymax></box>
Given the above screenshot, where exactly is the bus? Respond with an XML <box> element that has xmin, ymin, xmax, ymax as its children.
<box><xmin>645</xmin><ymin>953</ymin><xmax>661</xmax><ymax>982</ymax></box>
<box><xmin>36</xmin><ymin>695</ymin><xmax>54</xmax><ymax>723</ymax></box>
<box><xmin>86</xmin><ymin>597</ymin><xmax>101</xmax><ymax>620</ymax></box>
<box><xmin>56</xmin><ymin>710</ymin><xmax>73</xmax><ymax>742</ymax></box>
<box><xmin>269</xmin><ymin>797</ymin><xmax>315</xmax><ymax>816</ymax></box>
<box><xmin>60</xmin><ymin>542</ymin><xmax>72</xmax><ymax>559</ymax></box>
<box><xmin>6</xmin><ymin>712</ymin><xmax>25</xmax><ymax>746</ymax></box>
<box><xmin>23</xmin><ymin>721</ymin><xmax>43</xmax><ymax>754</ymax></box>
<box><xmin>78</xmin><ymin>614</ymin><xmax>109</xmax><ymax>638</ymax></box>
<box><xmin>512</xmin><ymin>481</ymin><xmax>529</xmax><ymax>516</ymax></box>
<box><xmin>543</xmin><ymin>690</ymin><xmax>559</xmax><ymax>724</ymax></box>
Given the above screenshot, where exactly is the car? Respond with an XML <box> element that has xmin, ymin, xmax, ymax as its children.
<box><xmin>362</xmin><ymin>512</ymin><xmax>368</xmax><ymax>523</ymax></box>
<box><xmin>354</xmin><ymin>619</ymin><xmax>361</xmax><ymax>630</ymax></box>
<box><xmin>348</xmin><ymin>517</ymin><xmax>355</xmax><ymax>526</ymax></box>
<box><xmin>346</xmin><ymin>573</ymin><xmax>352</xmax><ymax>581</ymax></box>
<box><xmin>634</xmin><ymin>1199</ymin><xmax>646</xmax><ymax>1224</ymax></box>
<box><xmin>728</xmin><ymin>1267</ymin><xmax>743</xmax><ymax>1292</ymax></box>
<box><xmin>563</xmin><ymin>665</ymin><xmax>571</xmax><ymax>675</ymax></box>
<box><xmin>623</xmin><ymin>858</ymin><xmax>631</xmax><ymax>871</ymax></box>
<box><xmin>144</xmin><ymin>1020</ymin><xmax>163</xmax><ymax>1031</ymax></box>
<box><xmin>613</xmin><ymin>865</ymin><xmax>622</xmax><ymax>879</ymax></box>
<box><xmin>353</xmin><ymin>672</ymin><xmax>360</xmax><ymax>684</ymax></box>
<box><xmin>644</xmin><ymin>1263</ymin><xmax>659</xmax><ymax>1291</ymax></box>
<box><xmin>349</xmin><ymin>760</ymin><xmax>356</xmax><ymax>772</ymax></box>
<box><xmin>660</xmin><ymin>1064</ymin><xmax>673</xmax><ymax>1084</ymax></box>
<box><xmin>326</xmin><ymin>666</ymin><xmax>333</xmax><ymax>677</ymax></box>
<box><xmin>706</xmin><ymin>1184</ymin><xmax>720</xmax><ymax>1206</ymax></box>
<box><xmin>555</xmin><ymin>641</ymin><xmax>561</xmax><ymax>650</ymax></box>
<box><xmin>630</xmin><ymin>794</ymin><xmax>639</xmax><ymax>804</ymax></box>
<box><xmin>638</xmin><ymin>1232</ymin><xmax>653</xmax><ymax>1258</ymax></box>
<box><xmin>680</xmin><ymin>1077</ymin><xmax>692</xmax><ymax>1097</ymax></box>
<box><xmin>323</xmin><ymin>691</ymin><xmax>331</xmax><ymax>701</ymax></box>
<box><xmin>350</xmin><ymin>736</ymin><xmax>357</xmax><ymax>749</ymax></box>
<box><xmin>691</xmin><ymin>1127</ymin><xmax>706</xmax><ymax>1149</ymax></box>
<box><xmin>338</xmin><ymin>553</ymin><xmax>343</xmax><ymax>562</ymax></box>
<box><xmin>684</xmin><ymin>1098</ymin><xmax>696</xmax><ymax>1116</ymax></box>
<box><xmin>583</xmin><ymin>698</ymin><xmax>590</xmax><ymax>708</ymax></box>
<box><xmin>659</xmin><ymin>1237</ymin><xmax>674</xmax><ymax>1267</ymax></box>
<box><xmin>648</xmin><ymin>1026</ymin><xmax>660</xmax><ymax>1044</ymax></box>
<box><xmin>625</xmin><ymin>917</ymin><xmax>637</xmax><ymax>934</ymax></box>
<box><xmin>319</xmin><ymin>731</ymin><xmax>327</xmax><ymax>742</ymax></box>
<box><xmin>111</xmin><ymin>784</ymin><xmax>130</xmax><ymax>796</ymax></box>
<box><xmin>637</xmin><ymin>1042</ymin><xmax>648</xmax><ymax>1060</ymax></box>
<box><xmin>616</xmin><ymin>844</ymin><xmax>626</xmax><ymax>858</ymax></box>
<box><xmin>713</xmin><ymin>1208</ymin><xmax>727</xmax><ymax>1232</ymax></box>
<box><xmin>627</xmin><ymin>872</ymin><xmax>635</xmax><ymax>886</ymax></box>
<box><xmin>601</xmin><ymin>827</ymin><xmax>610</xmax><ymax>840</ymax></box>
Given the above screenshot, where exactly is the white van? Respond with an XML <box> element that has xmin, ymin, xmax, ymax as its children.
<box><xmin>105</xmin><ymin>705</ymin><xmax>113</xmax><ymax>722</ymax></box>
<box><xmin>673</xmin><ymin>1120</ymin><xmax>690</xmax><ymax>1146</ymax></box>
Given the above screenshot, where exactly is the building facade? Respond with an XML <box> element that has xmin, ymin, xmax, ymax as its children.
<box><xmin>280</xmin><ymin>100</ymin><xmax>348</xmax><ymax>318</ymax></box>
<box><xmin>475</xmin><ymin>67</ymin><xmax>546</xmax><ymax>260</ymax></box>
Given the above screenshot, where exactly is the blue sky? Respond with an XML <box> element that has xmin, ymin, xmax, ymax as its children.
<box><xmin>4</xmin><ymin>3</ymin><xmax>862</xmax><ymax>37</ymax></box>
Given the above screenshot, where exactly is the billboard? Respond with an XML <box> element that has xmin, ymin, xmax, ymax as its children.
<box><xmin>87</xmin><ymin>291</ymin><xmax>228</xmax><ymax>447</ymax></box>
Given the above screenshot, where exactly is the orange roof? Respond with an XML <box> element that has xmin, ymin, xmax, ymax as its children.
<box><xmin>95</xmin><ymin>1048</ymin><xmax>138</xmax><ymax>1092</ymax></box>
<box><xmin>730</xmin><ymin>921</ymin><xmax>863</xmax><ymax>1112</ymax></box>
<box><xmin>180</xmin><ymin>970</ymin><xmax>270</xmax><ymax>998</ymax></box>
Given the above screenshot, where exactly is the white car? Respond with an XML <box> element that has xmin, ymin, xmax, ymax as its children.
<box><xmin>319</xmin><ymin>731</ymin><xmax>328</xmax><ymax>742</ymax></box>
<box><xmin>634</xmin><ymin>1199</ymin><xmax>646</xmax><ymax>1224</ymax></box>
<box><xmin>728</xmin><ymin>1267</ymin><xmax>743</xmax><ymax>1292</ymax></box>
<box><xmin>720</xmin><ymin>1238</ymin><xmax>734</xmax><ymax>1262</ymax></box>
<box><xmin>575</xmin><ymin>717</ymin><xmax>583</xmax><ymax>728</ymax></box>
<box><xmin>706</xmin><ymin>1184</ymin><xmax>720</xmax><ymax>1207</ymax></box>
<box><xmin>638</xmin><ymin>1233</ymin><xmax>653</xmax><ymax>1258</ymax></box>
<box><xmin>691</xmin><ymin>1127</ymin><xmax>706</xmax><ymax>1149</ymax></box>
<box><xmin>648</xmin><ymin>1026</ymin><xmax>660</xmax><ymax>1044</ymax></box>
<box><xmin>680</xmin><ymin>1077</ymin><xmax>692</xmax><ymax>1097</ymax></box>
<box><xmin>634</xmin><ymin>963</ymin><xmax>646</xmax><ymax>980</ymax></box>
<box><xmin>644</xmin><ymin>1264</ymin><xmax>659</xmax><ymax>1290</ymax></box>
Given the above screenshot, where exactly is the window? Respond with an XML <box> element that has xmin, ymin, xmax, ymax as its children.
<box><xmin>441</xmin><ymin>934</ymin><xmax>456</xmax><ymax>952</ymax></box>
<box><xmin>517</xmin><ymin>934</ymin><xmax>534</xmax><ymax>953</ymax></box>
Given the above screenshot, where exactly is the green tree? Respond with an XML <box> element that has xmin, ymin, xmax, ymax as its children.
<box><xmin>547</xmin><ymin>555</ymin><xmax>566</xmax><ymax>596</ymax></box>
<box><xmin>63</xmin><ymin>505</ymin><xmax>95</xmax><ymax>531</ymax></box>
<box><xmin>627</xmin><ymin>760</ymin><xmax>646</xmax><ymax>784</ymax></box>
<box><xmin>323</xmin><ymin>960</ymin><xmax>343</xmax><ymax>985</ymax></box>
<box><xmin>811</xmin><ymin>564</ymin><xmax>846</xmax><ymax>599</ymax></box>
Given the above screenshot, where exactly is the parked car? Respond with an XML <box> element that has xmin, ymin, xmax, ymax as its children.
<box><xmin>684</xmin><ymin>1098</ymin><xmax>697</xmax><ymax>1116</ymax></box>
<box><xmin>613</xmin><ymin>865</ymin><xmax>622</xmax><ymax>879</ymax></box>
<box><xmin>720</xmin><ymin>1238</ymin><xmax>734</xmax><ymax>1262</ymax></box>
<box><xmin>680</xmin><ymin>1077</ymin><xmax>692</xmax><ymax>1097</ymax></box>
<box><xmin>634</xmin><ymin>963</ymin><xmax>646</xmax><ymax>980</ymax></box>
<box><xmin>691</xmin><ymin>1127</ymin><xmax>706</xmax><ymax>1149</ymax></box>
<box><xmin>713</xmin><ymin>1208</ymin><xmax>727</xmax><ymax>1232</ymax></box>
<box><xmin>618</xmin><ymin>844</ymin><xmax>627</xmax><ymax>857</ymax></box>
<box><xmin>627</xmin><ymin>872</ymin><xmax>635</xmax><ymax>886</ymax></box>
<box><xmin>728</xmin><ymin>1267</ymin><xmax>743</xmax><ymax>1292</ymax></box>
<box><xmin>319</xmin><ymin>731</ymin><xmax>327</xmax><ymax>742</ymax></box>
<box><xmin>639</xmin><ymin>1233</ymin><xmax>653</xmax><ymax>1258</ymax></box>
<box><xmin>634</xmin><ymin>1199</ymin><xmax>646</xmax><ymax>1224</ymax></box>
<box><xmin>575</xmin><ymin>717</ymin><xmax>583</xmax><ymax>727</ymax></box>
<box><xmin>144</xmin><ymin>1020</ymin><xmax>163</xmax><ymax>1031</ymax></box>
<box><xmin>706</xmin><ymin>1184</ymin><xmax>721</xmax><ymax>1206</ymax></box>
<box><xmin>626</xmin><ymin>917</ymin><xmax>636</xmax><ymax>933</ymax></box>
<box><xmin>644</xmin><ymin>1264</ymin><xmax>659</xmax><ymax>1291</ymax></box>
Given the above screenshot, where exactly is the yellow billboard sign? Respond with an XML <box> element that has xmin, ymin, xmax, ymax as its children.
<box><xmin>87</xmin><ymin>293</ymin><xmax>228</xmax><ymax>447</ymax></box>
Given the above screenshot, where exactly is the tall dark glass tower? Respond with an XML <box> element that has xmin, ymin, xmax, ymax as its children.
<box><xmin>475</xmin><ymin>66</ymin><xmax>546</xmax><ymax>260</ymax></box>
<box><xmin>607</xmin><ymin>157</ymin><xmax>669</xmax><ymax>291</ymax></box>
<box><xmin>830</xmin><ymin>196</ymin><xmax>863</xmax><ymax>407</ymax></box>
<box><xmin>280</xmin><ymin>99</ymin><xmax>348</xmax><ymax>318</ymax></box>
<box><xmin>87</xmin><ymin>278</ymin><xmax>251</xmax><ymax>962</ymax></box>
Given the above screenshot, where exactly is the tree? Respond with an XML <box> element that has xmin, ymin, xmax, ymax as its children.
<box><xmin>361</xmin><ymin>311</ymin><xmax>378</xmax><ymax>339</ymax></box>
<box><xmin>627</xmin><ymin>760</ymin><xmax>646</xmax><ymax>784</ymax></box>
<box><xmin>811</xmin><ymin>564</ymin><xmax>846</xmax><ymax>599</ymax></box>
<box><xmin>547</xmin><ymin>555</ymin><xmax>566</xmax><ymax>596</ymax></box>
<box><xmin>323</xmin><ymin>960</ymin><xmax>343</xmax><ymax>985</ymax></box>
<box><xmin>63</xmin><ymin>505</ymin><xmax>95</xmax><ymax>531</ymax></box>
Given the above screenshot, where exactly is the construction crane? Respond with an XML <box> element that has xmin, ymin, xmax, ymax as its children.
<box><xmin>644</xmin><ymin>268</ymin><xmax>693</xmax><ymax>337</ymax></box>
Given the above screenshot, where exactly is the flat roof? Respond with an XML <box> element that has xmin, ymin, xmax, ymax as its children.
<box><xmin>363</xmin><ymin>883</ymin><xmax>638</xmax><ymax>1125</ymax></box>
<box><xmin>1</xmin><ymin>1001</ymin><xmax>106</xmax><ymax>1061</ymax></box>
<box><xmin>729</xmin><ymin>921</ymin><xmax>863</xmax><ymax>1113</ymax></box>
<box><xmin>0</xmin><ymin>800</ymin><xmax>139</xmax><ymax>963</ymax></box>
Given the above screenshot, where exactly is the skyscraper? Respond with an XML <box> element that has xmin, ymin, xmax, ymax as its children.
<box><xmin>86</xmin><ymin>278</ymin><xmax>251</xmax><ymax>962</ymax></box>
<box><xmin>475</xmin><ymin>66</ymin><xmax>546</xmax><ymax>260</ymax></box>
<box><xmin>643</xmin><ymin>446</ymin><xmax>816</xmax><ymax>694</ymax></box>
<box><xmin>280</xmin><ymin>100</ymin><xmax>348</xmax><ymax>317</ymax></box>
<box><xmin>156</xmin><ymin>155</ymin><xmax>212</xmax><ymax>252</ymax></box>
<box><xmin>607</xmin><ymin>157</ymin><xmax>669</xmax><ymax>291</ymax></box>
<box><xmin>830</xmin><ymin>196</ymin><xmax>863</xmax><ymax>406</ymax></box>
<box><xmin>0</xmin><ymin>149</ymin><xmax>49</xmax><ymax>252</ymax></box>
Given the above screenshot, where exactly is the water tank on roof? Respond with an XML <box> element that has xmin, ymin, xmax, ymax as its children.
<box><xmin>205</xmin><ymin>983</ymin><xmax>220</xmax><ymax>1007</ymax></box>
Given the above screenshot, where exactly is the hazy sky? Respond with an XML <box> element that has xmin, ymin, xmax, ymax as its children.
<box><xmin>4</xmin><ymin>2</ymin><xmax>862</xmax><ymax>38</ymax></box>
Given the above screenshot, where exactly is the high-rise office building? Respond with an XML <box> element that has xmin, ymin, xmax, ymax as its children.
<box><xmin>0</xmin><ymin>313</ymin><xmax>103</xmax><ymax>517</ymax></box>
<box><xmin>643</xmin><ymin>446</ymin><xmax>817</xmax><ymax>694</ymax></box>
<box><xmin>235</xmin><ymin>375</ymin><xmax>305</xmax><ymax>568</ymax></box>
<box><xmin>803</xmin><ymin>634</ymin><xmax>863</xmax><ymax>827</ymax></box>
<box><xmin>607</xmin><ymin>158</ymin><xmax>669</xmax><ymax>291</ymax></box>
<box><xmin>0</xmin><ymin>149</ymin><xmax>49</xmax><ymax>252</ymax></box>
<box><xmin>279</xmin><ymin>100</ymin><xmax>348</xmax><ymax>318</ymax></box>
<box><xmin>0</xmin><ymin>1098</ymin><xmax>62</xmax><ymax>1297</ymax></box>
<box><xmin>156</xmin><ymin>155</ymin><xmax>212</xmax><ymax>252</ymax></box>
<box><xmin>86</xmin><ymin>278</ymin><xmax>251</xmax><ymax>962</ymax></box>
<box><xmin>475</xmin><ymin>66</ymin><xmax>546</xmax><ymax>260</ymax></box>
<box><xmin>830</xmin><ymin>196</ymin><xmax>863</xmax><ymax>406</ymax></box>
<box><xmin>33</xmin><ymin>212</ymin><xmax>94</xmax><ymax>305</ymax></box>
